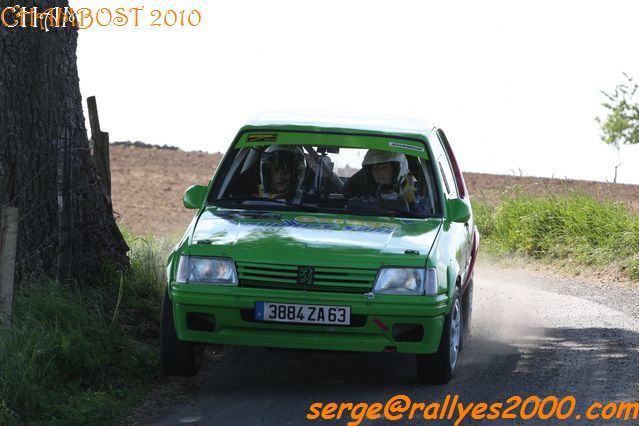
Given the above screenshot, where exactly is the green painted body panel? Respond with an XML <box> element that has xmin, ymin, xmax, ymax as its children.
<box><xmin>167</xmin><ymin>119</ymin><xmax>476</xmax><ymax>355</ymax></box>
<box><xmin>171</xmin><ymin>284</ymin><xmax>446</xmax><ymax>353</ymax></box>
<box><xmin>183</xmin><ymin>185</ymin><xmax>207</xmax><ymax>209</ymax></box>
<box><xmin>189</xmin><ymin>208</ymin><xmax>440</xmax><ymax>266</ymax></box>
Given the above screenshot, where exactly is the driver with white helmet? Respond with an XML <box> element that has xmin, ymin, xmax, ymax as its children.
<box><xmin>352</xmin><ymin>149</ymin><xmax>432</xmax><ymax>215</ymax></box>
<box><xmin>256</xmin><ymin>145</ymin><xmax>307</xmax><ymax>200</ymax></box>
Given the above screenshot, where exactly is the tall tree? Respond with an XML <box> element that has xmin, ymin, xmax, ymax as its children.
<box><xmin>0</xmin><ymin>1</ymin><xmax>128</xmax><ymax>287</ymax></box>
<box><xmin>596</xmin><ymin>73</ymin><xmax>639</xmax><ymax>183</ymax></box>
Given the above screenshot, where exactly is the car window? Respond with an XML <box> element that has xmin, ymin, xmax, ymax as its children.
<box><xmin>438</xmin><ymin>157</ymin><xmax>458</xmax><ymax>199</ymax></box>
<box><xmin>437</xmin><ymin>129</ymin><xmax>467</xmax><ymax>199</ymax></box>
<box><xmin>210</xmin><ymin>142</ymin><xmax>442</xmax><ymax>218</ymax></box>
<box><xmin>428</xmin><ymin>133</ymin><xmax>457</xmax><ymax>199</ymax></box>
<box><xmin>419</xmin><ymin>157</ymin><xmax>442</xmax><ymax>218</ymax></box>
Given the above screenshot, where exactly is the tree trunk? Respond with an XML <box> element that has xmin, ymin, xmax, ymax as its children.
<box><xmin>612</xmin><ymin>144</ymin><xmax>621</xmax><ymax>184</ymax></box>
<box><xmin>0</xmin><ymin>1</ymin><xmax>128</xmax><ymax>288</ymax></box>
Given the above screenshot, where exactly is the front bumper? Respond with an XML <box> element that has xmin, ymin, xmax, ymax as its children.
<box><xmin>170</xmin><ymin>283</ymin><xmax>449</xmax><ymax>354</ymax></box>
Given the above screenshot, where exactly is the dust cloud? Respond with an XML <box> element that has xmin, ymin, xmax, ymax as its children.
<box><xmin>463</xmin><ymin>263</ymin><xmax>550</xmax><ymax>365</ymax></box>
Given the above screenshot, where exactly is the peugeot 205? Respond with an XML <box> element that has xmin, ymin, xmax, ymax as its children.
<box><xmin>160</xmin><ymin>114</ymin><xmax>479</xmax><ymax>384</ymax></box>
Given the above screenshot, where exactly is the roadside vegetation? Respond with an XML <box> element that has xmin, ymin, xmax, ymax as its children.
<box><xmin>474</xmin><ymin>188</ymin><xmax>639</xmax><ymax>281</ymax></box>
<box><xmin>0</xmin><ymin>230</ymin><xmax>171</xmax><ymax>424</ymax></box>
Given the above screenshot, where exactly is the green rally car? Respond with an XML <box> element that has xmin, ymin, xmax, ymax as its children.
<box><xmin>160</xmin><ymin>114</ymin><xmax>479</xmax><ymax>384</ymax></box>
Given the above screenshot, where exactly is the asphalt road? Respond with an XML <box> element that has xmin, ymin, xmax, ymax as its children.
<box><xmin>148</xmin><ymin>261</ymin><xmax>639</xmax><ymax>426</ymax></box>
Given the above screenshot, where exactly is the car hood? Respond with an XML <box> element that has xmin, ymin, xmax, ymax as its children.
<box><xmin>188</xmin><ymin>208</ymin><xmax>441</xmax><ymax>268</ymax></box>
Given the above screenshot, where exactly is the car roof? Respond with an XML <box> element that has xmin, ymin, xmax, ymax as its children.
<box><xmin>242</xmin><ymin>111</ymin><xmax>435</xmax><ymax>139</ymax></box>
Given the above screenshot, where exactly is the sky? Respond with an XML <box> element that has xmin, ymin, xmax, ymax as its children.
<box><xmin>75</xmin><ymin>0</ymin><xmax>639</xmax><ymax>184</ymax></box>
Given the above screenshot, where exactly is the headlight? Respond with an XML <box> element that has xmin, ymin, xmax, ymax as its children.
<box><xmin>176</xmin><ymin>256</ymin><xmax>238</xmax><ymax>285</ymax></box>
<box><xmin>373</xmin><ymin>267</ymin><xmax>438</xmax><ymax>295</ymax></box>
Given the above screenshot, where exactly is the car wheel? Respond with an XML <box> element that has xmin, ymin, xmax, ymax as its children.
<box><xmin>160</xmin><ymin>289</ymin><xmax>204</xmax><ymax>377</ymax></box>
<box><xmin>416</xmin><ymin>287</ymin><xmax>462</xmax><ymax>384</ymax></box>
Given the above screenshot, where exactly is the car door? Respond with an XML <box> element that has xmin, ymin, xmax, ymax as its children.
<box><xmin>436</xmin><ymin>129</ymin><xmax>473</xmax><ymax>281</ymax></box>
<box><xmin>430</xmin><ymin>132</ymin><xmax>468</xmax><ymax>282</ymax></box>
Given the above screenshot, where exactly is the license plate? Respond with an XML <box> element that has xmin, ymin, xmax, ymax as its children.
<box><xmin>255</xmin><ymin>302</ymin><xmax>351</xmax><ymax>325</ymax></box>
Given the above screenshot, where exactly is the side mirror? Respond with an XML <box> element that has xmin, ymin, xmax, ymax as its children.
<box><xmin>447</xmin><ymin>198</ymin><xmax>471</xmax><ymax>223</ymax></box>
<box><xmin>183</xmin><ymin>185</ymin><xmax>208</xmax><ymax>209</ymax></box>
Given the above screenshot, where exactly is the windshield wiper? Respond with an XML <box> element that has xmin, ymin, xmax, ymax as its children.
<box><xmin>213</xmin><ymin>210</ymin><xmax>282</xmax><ymax>220</ymax></box>
<box><xmin>212</xmin><ymin>196</ymin><xmax>318</xmax><ymax>212</ymax></box>
<box><xmin>346</xmin><ymin>199</ymin><xmax>419</xmax><ymax>218</ymax></box>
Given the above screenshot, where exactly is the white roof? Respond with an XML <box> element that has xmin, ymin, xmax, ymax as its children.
<box><xmin>246</xmin><ymin>111</ymin><xmax>435</xmax><ymax>136</ymax></box>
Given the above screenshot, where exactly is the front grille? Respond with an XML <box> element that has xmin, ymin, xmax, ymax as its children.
<box><xmin>236</xmin><ymin>261</ymin><xmax>377</xmax><ymax>294</ymax></box>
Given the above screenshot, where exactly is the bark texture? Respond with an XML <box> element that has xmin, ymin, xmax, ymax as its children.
<box><xmin>0</xmin><ymin>1</ymin><xmax>128</xmax><ymax>287</ymax></box>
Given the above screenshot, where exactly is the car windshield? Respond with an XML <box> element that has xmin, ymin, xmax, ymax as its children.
<box><xmin>209</xmin><ymin>141</ymin><xmax>442</xmax><ymax>218</ymax></box>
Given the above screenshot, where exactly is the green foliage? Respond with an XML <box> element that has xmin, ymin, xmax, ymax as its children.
<box><xmin>596</xmin><ymin>73</ymin><xmax>639</xmax><ymax>182</ymax></box>
<box><xmin>471</xmin><ymin>201</ymin><xmax>495</xmax><ymax>238</ymax></box>
<box><xmin>596</xmin><ymin>73</ymin><xmax>639</xmax><ymax>148</ymax></box>
<box><xmin>104</xmin><ymin>233</ymin><xmax>172</xmax><ymax>342</ymax></box>
<box><xmin>628</xmin><ymin>256</ymin><xmax>639</xmax><ymax>281</ymax></box>
<box><xmin>474</xmin><ymin>192</ymin><xmax>639</xmax><ymax>278</ymax></box>
<box><xmin>0</xmin><ymin>230</ymin><xmax>172</xmax><ymax>423</ymax></box>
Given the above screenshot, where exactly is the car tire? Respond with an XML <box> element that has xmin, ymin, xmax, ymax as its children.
<box><xmin>160</xmin><ymin>289</ymin><xmax>204</xmax><ymax>377</ymax></box>
<box><xmin>416</xmin><ymin>287</ymin><xmax>462</xmax><ymax>384</ymax></box>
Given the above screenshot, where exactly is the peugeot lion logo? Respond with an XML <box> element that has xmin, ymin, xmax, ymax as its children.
<box><xmin>297</xmin><ymin>266</ymin><xmax>315</xmax><ymax>287</ymax></box>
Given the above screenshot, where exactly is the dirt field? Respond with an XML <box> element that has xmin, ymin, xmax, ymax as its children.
<box><xmin>111</xmin><ymin>145</ymin><xmax>222</xmax><ymax>237</ymax></box>
<box><xmin>111</xmin><ymin>145</ymin><xmax>639</xmax><ymax>237</ymax></box>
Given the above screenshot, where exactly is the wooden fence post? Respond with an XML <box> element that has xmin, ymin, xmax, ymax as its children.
<box><xmin>56</xmin><ymin>128</ymin><xmax>72</xmax><ymax>284</ymax></box>
<box><xmin>0</xmin><ymin>207</ymin><xmax>18</xmax><ymax>327</ymax></box>
<box><xmin>87</xmin><ymin>96</ymin><xmax>112</xmax><ymax>204</ymax></box>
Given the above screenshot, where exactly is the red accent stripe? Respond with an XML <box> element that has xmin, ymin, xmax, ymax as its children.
<box><xmin>373</xmin><ymin>318</ymin><xmax>389</xmax><ymax>332</ymax></box>
<box><xmin>462</xmin><ymin>229</ymin><xmax>479</xmax><ymax>291</ymax></box>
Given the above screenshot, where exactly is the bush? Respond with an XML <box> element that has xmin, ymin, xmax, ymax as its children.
<box><xmin>105</xmin><ymin>234</ymin><xmax>171</xmax><ymax>341</ymax></box>
<box><xmin>0</xmin><ymin>230</ymin><xmax>173</xmax><ymax>423</ymax></box>
<box><xmin>473</xmin><ymin>191</ymin><xmax>639</xmax><ymax>278</ymax></box>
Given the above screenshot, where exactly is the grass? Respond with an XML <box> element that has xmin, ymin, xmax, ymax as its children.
<box><xmin>473</xmin><ymin>189</ymin><xmax>639</xmax><ymax>280</ymax></box>
<box><xmin>0</xmin><ymin>230</ymin><xmax>174</xmax><ymax>424</ymax></box>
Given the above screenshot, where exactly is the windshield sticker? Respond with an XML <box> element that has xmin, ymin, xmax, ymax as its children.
<box><xmin>247</xmin><ymin>133</ymin><xmax>278</xmax><ymax>143</ymax></box>
<box><xmin>388</xmin><ymin>141</ymin><xmax>424</xmax><ymax>152</ymax></box>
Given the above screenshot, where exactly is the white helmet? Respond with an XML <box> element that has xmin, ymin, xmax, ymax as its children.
<box><xmin>260</xmin><ymin>145</ymin><xmax>306</xmax><ymax>197</ymax></box>
<box><xmin>362</xmin><ymin>150</ymin><xmax>409</xmax><ymax>186</ymax></box>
